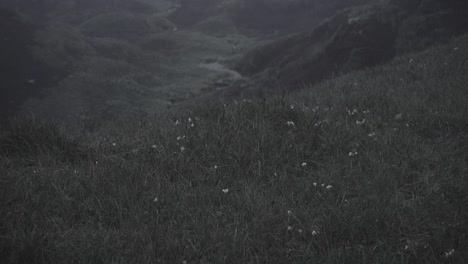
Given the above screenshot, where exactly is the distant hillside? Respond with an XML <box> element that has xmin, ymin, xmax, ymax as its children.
<box><xmin>233</xmin><ymin>0</ymin><xmax>468</xmax><ymax>95</ymax></box>
<box><xmin>0</xmin><ymin>0</ymin><xmax>466</xmax><ymax>123</ymax></box>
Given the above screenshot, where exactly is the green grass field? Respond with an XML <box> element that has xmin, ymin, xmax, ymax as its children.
<box><xmin>1</xmin><ymin>35</ymin><xmax>467</xmax><ymax>263</ymax></box>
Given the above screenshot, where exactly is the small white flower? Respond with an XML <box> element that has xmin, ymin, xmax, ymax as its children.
<box><xmin>298</xmin><ymin>229</ymin><xmax>303</xmax><ymax>233</ymax></box>
<box><xmin>112</xmin><ymin>143</ymin><xmax>117</xmax><ymax>146</ymax></box>
<box><xmin>180</xmin><ymin>146</ymin><xmax>185</xmax><ymax>152</ymax></box>
<box><xmin>286</xmin><ymin>121</ymin><xmax>295</xmax><ymax>127</ymax></box>
<box><xmin>313</xmin><ymin>182</ymin><xmax>317</xmax><ymax>187</ymax></box>
<box><xmin>301</xmin><ymin>162</ymin><xmax>307</xmax><ymax>167</ymax></box>
<box><xmin>33</xmin><ymin>170</ymin><xmax>37</xmax><ymax>174</ymax></box>
<box><xmin>311</xmin><ymin>230</ymin><xmax>319</xmax><ymax>236</ymax></box>
<box><xmin>287</xmin><ymin>210</ymin><xmax>293</xmax><ymax>215</ymax></box>
<box><xmin>175</xmin><ymin>120</ymin><xmax>180</xmax><ymax>125</ymax></box>
<box><xmin>287</xmin><ymin>226</ymin><xmax>293</xmax><ymax>231</ymax></box>
<box><xmin>445</xmin><ymin>249</ymin><xmax>455</xmax><ymax>257</ymax></box>
<box><xmin>409</xmin><ymin>58</ymin><xmax>414</xmax><ymax>64</ymax></box>
<box><xmin>348</xmin><ymin>151</ymin><xmax>358</xmax><ymax>157</ymax></box>
<box><xmin>290</xmin><ymin>104</ymin><xmax>294</xmax><ymax>109</ymax></box>
<box><xmin>325</xmin><ymin>185</ymin><xmax>333</xmax><ymax>190</ymax></box>
<box><xmin>314</xmin><ymin>121</ymin><xmax>322</xmax><ymax>127</ymax></box>
<box><xmin>356</xmin><ymin>119</ymin><xmax>366</xmax><ymax>125</ymax></box>
<box><xmin>182</xmin><ymin>261</ymin><xmax>187</xmax><ymax>264</ymax></box>
<box><xmin>395</xmin><ymin>113</ymin><xmax>403</xmax><ymax>120</ymax></box>
<box><xmin>188</xmin><ymin>117</ymin><xmax>192</xmax><ymax>123</ymax></box>
<box><xmin>214</xmin><ymin>165</ymin><xmax>218</xmax><ymax>169</ymax></box>
<box><xmin>368</xmin><ymin>132</ymin><xmax>376</xmax><ymax>137</ymax></box>
<box><xmin>153</xmin><ymin>197</ymin><xmax>158</xmax><ymax>202</ymax></box>
<box><xmin>363</xmin><ymin>110</ymin><xmax>370</xmax><ymax>114</ymax></box>
<box><xmin>453</xmin><ymin>47</ymin><xmax>459</xmax><ymax>51</ymax></box>
<box><xmin>151</xmin><ymin>145</ymin><xmax>158</xmax><ymax>149</ymax></box>
<box><xmin>222</xmin><ymin>189</ymin><xmax>229</xmax><ymax>194</ymax></box>
<box><xmin>321</xmin><ymin>183</ymin><xmax>325</xmax><ymax>187</ymax></box>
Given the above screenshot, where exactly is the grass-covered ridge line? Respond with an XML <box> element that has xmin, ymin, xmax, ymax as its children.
<box><xmin>1</xmin><ymin>35</ymin><xmax>467</xmax><ymax>263</ymax></box>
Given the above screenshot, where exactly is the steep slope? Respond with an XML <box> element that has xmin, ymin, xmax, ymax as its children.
<box><xmin>233</xmin><ymin>0</ymin><xmax>468</xmax><ymax>95</ymax></box>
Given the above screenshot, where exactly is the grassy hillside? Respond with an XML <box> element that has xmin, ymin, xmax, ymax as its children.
<box><xmin>1</xmin><ymin>34</ymin><xmax>467</xmax><ymax>263</ymax></box>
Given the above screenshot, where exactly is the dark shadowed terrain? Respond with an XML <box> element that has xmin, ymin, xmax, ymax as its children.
<box><xmin>0</xmin><ymin>1</ymin><xmax>467</xmax><ymax>263</ymax></box>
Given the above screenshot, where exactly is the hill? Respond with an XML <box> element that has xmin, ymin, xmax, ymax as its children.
<box><xmin>2</xmin><ymin>0</ymin><xmax>466</xmax><ymax>124</ymax></box>
<box><xmin>1</xmin><ymin>32</ymin><xmax>467</xmax><ymax>263</ymax></box>
<box><xmin>233</xmin><ymin>0</ymin><xmax>468</xmax><ymax>95</ymax></box>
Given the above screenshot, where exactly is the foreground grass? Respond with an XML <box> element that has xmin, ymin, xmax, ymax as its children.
<box><xmin>1</xmin><ymin>35</ymin><xmax>467</xmax><ymax>263</ymax></box>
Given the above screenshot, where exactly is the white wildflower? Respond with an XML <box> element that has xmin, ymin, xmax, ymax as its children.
<box><xmin>394</xmin><ymin>113</ymin><xmax>403</xmax><ymax>120</ymax></box>
<box><xmin>325</xmin><ymin>185</ymin><xmax>333</xmax><ymax>190</ymax></box>
<box><xmin>301</xmin><ymin>162</ymin><xmax>307</xmax><ymax>167</ymax></box>
<box><xmin>153</xmin><ymin>197</ymin><xmax>158</xmax><ymax>202</ymax></box>
<box><xmin>311</xmin><ymin>230</ymin><xmax>319</xmax><ymax>236</ymax></box>
<box><xmin>287</xmin><ymin>210</ymin><xmax>293</xmax><ymax>215</ymax></box>
<box><xmin>445</xmin><ymin>249</ymin><xmax>455</xmax><ymax>257</ymax></box>
<box><xmin>287</xmin><ymin>226</ymin><xmax>293</xmax><ymax>231</ymax></box>
<box><xmin>112</xmin><ymin>143</ymin><xmax>117</xmax><ymax>146</ymax></box>
<box><xmin>368</xmin><ymin>132</ymin><xmax>376</xmax><ymax>137</ymax></box>
<box><xmin>286</xmin><ymin>121</ymin><xmax>295</xmax><ymax>127</ymax></box>
<box><xmin>222</xmin><ymin>189</ymin><xmax>229</xmax><ymax>194</ymax></box>
<box><xmin>180</xmin><ymin>146</ymin><xmax>185</xmax><ymax>152</ymax></box>
<box><xmin>356</xmin><ymin>119</ymin><xmax>366</xmax><ymax>125</ymax></box>
<box><xmin>313</xmin><ymin>182</ymin><xmax>317</xmax><ymax>187</ymax></box>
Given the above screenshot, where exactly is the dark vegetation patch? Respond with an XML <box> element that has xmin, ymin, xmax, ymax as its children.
<box><xmin>0</xmin><ymin>119</ymin><xmax>88</xmax><ymax>163</ymax></box>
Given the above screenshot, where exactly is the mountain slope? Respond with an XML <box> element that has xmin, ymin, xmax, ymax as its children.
<box><xmin>1</xmin><ymin>33</ymin><xmax>467</xmax><ymax>263</ymax></box>
<box><xmin>233</xmin><ymin>0</ymin><xmax>468</xmax><ymax>95</ymax></box>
